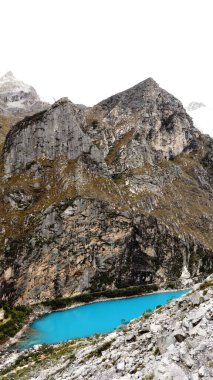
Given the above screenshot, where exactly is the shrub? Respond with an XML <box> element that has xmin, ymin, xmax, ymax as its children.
<box><xmin>0</xmin><ymin>304</ymin><xmax>31</xmax><ymax>343</ymax></box>
<box><xmin>154</xmin><ymin>346</ymin><xmax>160</xmax><ymax>356</ymax></box>
<box><xmin>87</xmin><ymin>341</ymin><xmax>112</xmax><ymax>358</ymax></box>
<box><xmin>143</xmin><ymin>312</ymin><xmax>152</xmax><ymax>319</ymax></box>
<box><xmin>199</xmin><ymin>280</ymin><xmax>213</xmax><ymax>291</ymax></box>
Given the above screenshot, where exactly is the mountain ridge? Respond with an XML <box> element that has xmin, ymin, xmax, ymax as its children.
<box><xmin>0</xmin><ymin>77</ymin><xmax>213</xmax><ymax>305</ymax></box>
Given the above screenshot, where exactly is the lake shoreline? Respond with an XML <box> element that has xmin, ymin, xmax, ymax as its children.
<box><xmin>43</xmin><ymin>286</ymin><xmax>191</xmax><ymax>313</ymax></box>
<box><xmin>0</xmin><ymin>287</ymin><xmax>191</xmax><ymax>353</ymax></box>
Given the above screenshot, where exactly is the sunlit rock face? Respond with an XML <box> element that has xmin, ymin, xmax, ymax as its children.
<box><xmin>3</xmin><ymin>98</ymin><xmax>104</xmax><ymax>175</ymax></box>
<box><xmin>0</xmin><ymin>78</ymin><xmax>213</xmax><ymax>305</ymax></box>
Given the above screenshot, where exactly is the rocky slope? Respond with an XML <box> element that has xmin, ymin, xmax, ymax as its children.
<box><xmin>0</xmin><ymin>78</ymin><xmax>213</xmax><ymax>305</ymax></box>
<box><xmin>0</xmin><ymin>276</ymin><xmax>212</xmax><ymax>379</ymax></box>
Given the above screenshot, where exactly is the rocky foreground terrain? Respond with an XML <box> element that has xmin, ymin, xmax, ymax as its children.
<box><xmin>0</xmin><ymin>77</ymin><xmax>213</xmax><ymax>305</ymax></box>
<box><xmin>0</xmin><ymin>276</ymin><xmax>212</xmax><ymax>379</ymax></box>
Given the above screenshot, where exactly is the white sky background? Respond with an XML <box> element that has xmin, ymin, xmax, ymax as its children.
<box><xmin>0</xmin><ymin>0</ymin><xmax>213</xmax><ymax>134</ymax></box>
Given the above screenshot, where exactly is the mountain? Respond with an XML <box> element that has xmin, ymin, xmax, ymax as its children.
<box><xmin>0</xmin><ymin>78</ymin><xmax>213</xmax><ymax>305</ymax></box>
<box><xmin>0</xmin><ymin>71</ymin><xmax>48</xmax><ymax>115</ymax></box>
<box><xmin>0</xmin><ymin>71</ymin><xmax>49</xmax><ymax>151</ymax></box>
<box><xmin>187</xmin><ymin>102</ymin><xmax>206</xmax><ymax>112</ymax></box>
<box><xmin>187</xmin><ymin>101</ymin><xmax>213</xmax><ymax>137</ymax></box>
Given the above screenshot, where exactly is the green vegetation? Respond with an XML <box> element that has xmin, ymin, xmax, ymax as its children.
<box><xmin>42</xmin><ymin>284</ymin><xmax>159</xmax><ymax>310</ymax></box>
<box><xmin>0</xmin><ymin>304</ymin><xmax>31</xmax><ymax>344</ymax></box>
<box><xmin>153</xmin><ymin>346</ymin><xmax>161</xmax><ymax>356</ymax></box>
<box><xmin>0</xmin><ymin>113</ymin><xmax>20</xmax><ymax>153</ymax></box>
<box><xmin>87</xmin><ymin>340</ymin><xmax>112</xmax><ymax>359</ymax></box>
<box><xmin>199</xmin><ymin>280</ymin><xmax>213</xmax><ymax>291</ymax></box>
<box><xmin>156</xmin><ymin>306</ymin><xmax>164</xmax><ymax>314</ymax></box>
<box><xmin>106</xmin><ymin>129</ymin><xmax>135</xmax><ymax>164</ymax></box>
<box><xmin>143</xmin><ymin>311</ymin><xmax>152</xmax><ymax>319</ymax></box>
<box><xmin>112</xmin><ymin>172</ymin><xmax>126</xmax><ymax>184</ymax></box>
<box><xmin>141</xmin><ymin>374</ymin><xmax>154</xmax><ymax>380</ymax></box>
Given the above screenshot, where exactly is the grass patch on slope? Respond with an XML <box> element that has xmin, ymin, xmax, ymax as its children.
<box><xmin>0</xmin><ymin>304</ymin><xmax>31</xmax><ymax>344</ymax></box>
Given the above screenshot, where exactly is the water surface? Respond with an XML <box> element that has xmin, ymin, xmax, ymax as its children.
<box><xmin>18</xmin><ymin>290</ymin><xmax>189</xmax><ymax>350</ymax></box>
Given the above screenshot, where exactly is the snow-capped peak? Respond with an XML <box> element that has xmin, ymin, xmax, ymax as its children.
<box><xmin>0</xmin><ymin>71</ymin><xmax>16</xmax><ymax>82</ymax></box>
<box><xmin>187</xmin><ymin>101</ymin><xmax>206</xmax><ymax>112</ymax></box>
<box><xmin>0</xmin><ymin>72</ymin><xmax>49</xmax><ymax>115</ymax></box>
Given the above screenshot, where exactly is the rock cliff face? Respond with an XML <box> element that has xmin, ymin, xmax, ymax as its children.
<box><xmin>4</xmin><ymin>98</ymin><xmax>104</xmax><ymax>176</ymax></box>
<box><xmin>0</xmin><ymin>78</ymin><xmax>213</xmax><ymax>305</ymax></box>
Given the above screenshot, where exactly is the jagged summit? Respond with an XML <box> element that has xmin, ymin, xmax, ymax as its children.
<box><xmin>0</xmin><ymin>71</ymin><xmax>16</xmax><ymax>82</ymax></box>
<box><xmin>0</xmin><ymin>71</ymin><xmax>49</xmax><ymax>116</ymax></box>
<box><xmin>129</xmin><ymin>76</ymin><xmax>159</xmax><ymax>89</ymax></box>
<box><xmin>96</xmin><ymin>77</ymin><xmax>159</xmax><ymax>110</ymax></box>
<box><xmin>93</xmin><ymin>77</ymin><xmax>184</xmax><ymax>124</ymax></box>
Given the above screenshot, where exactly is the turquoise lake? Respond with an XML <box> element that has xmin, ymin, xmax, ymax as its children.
<box><xmin>18</xmin><ymin>290</ymin><xmax>189</xmax><ymax>350</ymax></box>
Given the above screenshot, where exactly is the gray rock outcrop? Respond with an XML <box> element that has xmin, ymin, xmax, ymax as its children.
<box><xmin>4</xmin><ymin>98</ymin><xmax>104</xmax><ymax>175</ymax></box>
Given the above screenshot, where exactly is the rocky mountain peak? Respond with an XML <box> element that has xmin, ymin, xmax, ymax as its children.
<box><xmin>3</xmin><ymin>78</ymin><xmax>197</xmax><ymax>176</ymax></box>
<box><xmin>0</xmin><ymin>71</ymin><xmax>49</xmax><ymax>117</ymax></box>
<box><xmin>130</xmin><ymin>76</ymin><xmax>159</xmax><ymax>91</ymax></box>
<box><xmin>0</xmin><ymin>78</ymin><xmax>213</xmax><ymax>307</ymax></box>
<box><xmin>96</xmin><ymin>77</ymin><xmax>160</xmax><ymax>112</ymax></box>
<box><xmin>0</xmin><ymin>71</ymin><xmax>15</xmax><ymax>82</ymax></box>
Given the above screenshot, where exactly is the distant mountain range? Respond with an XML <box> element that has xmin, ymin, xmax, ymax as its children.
<box><xmin>0</xmin><ymin>71</ymin><xmax>48</xmax><ymax>115</ymax></box>
<box><xmin>187</xmin><ymin>101</ymin><xmax>212</xmax><ymax>137</ymax></box>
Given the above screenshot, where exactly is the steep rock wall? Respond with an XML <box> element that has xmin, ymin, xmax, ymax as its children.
<box><xmin>4</xmin><ymin>98</ymin><xmax>104</xmax><ymax>175</ymax></box>
<box><xmin>0</xmin><ymin>197</ymin><xmax>212</xmax><ymax>304</ymax></box>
